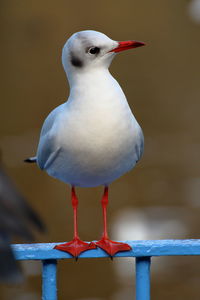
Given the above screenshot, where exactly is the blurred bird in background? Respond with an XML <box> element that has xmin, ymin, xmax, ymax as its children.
<box><xmin>25</xmin><ymin>30</ymin><xmax>145</xmax><ymax>258</ymax></box>
<box><xmin>0</xmin><ymin>152</ymin><xmax>44</xmax><ymax>283</ymax></box>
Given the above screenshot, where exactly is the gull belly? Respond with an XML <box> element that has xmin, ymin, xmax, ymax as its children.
<box><xmin>37</xmin><ymin>73</ymin><xmax>143</xmax><ymax>187</ymax></box>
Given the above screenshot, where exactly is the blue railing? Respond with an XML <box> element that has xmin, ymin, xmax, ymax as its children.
<box><xmin>13</xmin><ymin>239</ymin><xmax>200</xmax><ymax>300</ymax></box>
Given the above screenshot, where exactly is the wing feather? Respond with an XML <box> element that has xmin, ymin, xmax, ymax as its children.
<box><xmin>37</xmin><ymin>103</ymin><xmax>65</xmax><ymax>170</ymax></box>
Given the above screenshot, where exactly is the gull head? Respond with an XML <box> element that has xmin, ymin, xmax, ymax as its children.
<box><xmin>62</xmin><ymin>30</ymin><xmax>145</xmax><ymax>80</ymax></box>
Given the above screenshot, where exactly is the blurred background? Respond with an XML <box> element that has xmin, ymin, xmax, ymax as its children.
<box><xmin>1</xmin><ymin>0</ymin><xmax>200</xmax><ymax>299</ymax></box>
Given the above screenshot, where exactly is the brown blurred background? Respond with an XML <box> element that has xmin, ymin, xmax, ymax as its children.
<box><xmin>1</xmin><ymin>0</ymin><xmax>200</xmax><ymax>299</ymax></box>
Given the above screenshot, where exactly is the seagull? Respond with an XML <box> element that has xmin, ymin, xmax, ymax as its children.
<box><xmin>25</xmin><ymin>30</ymin><xmax>145</xmax><ymax>258</ymax></box>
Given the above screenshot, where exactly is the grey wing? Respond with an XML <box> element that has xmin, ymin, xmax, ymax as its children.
<box><xmin>39</xmin><ymin>103</ymin><xmax>65</xmax><ymax>137</ymax></box>
<box><xmin>37</xmin><ymin>136</ymin><xmax>61</xmax><ymax>170</ymax></box>
<box><xmin>135</xmin><ymin>128</ymin><xmax>144</xmax><ymax>163</ymax></box>
<box><xmin>36</xmin><ymin>104</ymin><xmax>65</xmax><ymax>170</ymax></box>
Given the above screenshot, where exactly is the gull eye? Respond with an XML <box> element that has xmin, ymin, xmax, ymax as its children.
<box><xmin>88</xmin><ymin>47</ymin><xmax>100</xmax><ymax>55</ymax></box>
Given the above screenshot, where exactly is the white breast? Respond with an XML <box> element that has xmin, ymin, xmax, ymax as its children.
<box><xmin>37</xmin><ymin>70</ymin><xmax>143</xmax><ymax>187</ymax></box>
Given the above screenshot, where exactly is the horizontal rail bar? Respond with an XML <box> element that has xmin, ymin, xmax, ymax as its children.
<box><xmin>12</xmin><ymin>239</ymin><xmax>200</xmax><ymax>260</ymax></box>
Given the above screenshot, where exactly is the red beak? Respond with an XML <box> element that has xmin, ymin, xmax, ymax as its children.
<box><xmin>110</xmin><ymin>40</ymin><xmax>145</xmax><ymax>53</ymax></box>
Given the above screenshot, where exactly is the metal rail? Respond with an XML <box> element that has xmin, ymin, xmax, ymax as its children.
<box><xmin>12</xmin><ymin>239</ymin><xmax>200</xmax><ymax>300</ymax></box>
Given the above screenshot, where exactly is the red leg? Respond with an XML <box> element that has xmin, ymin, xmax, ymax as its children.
<box><xmin>94</xmin><ymin>186</ymin><xmax>131</xmax><ymax>257</ymax></box>
<box><xmin>54</xmin><ymin>186</ymin><xmax>96</xmax><ymax>258</ymax></box>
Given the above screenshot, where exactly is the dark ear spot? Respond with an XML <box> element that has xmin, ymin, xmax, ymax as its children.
<box><xmin>70</xmin><ymin>54</ymin><xmax>83</xmax><ymax>68</ymax></box>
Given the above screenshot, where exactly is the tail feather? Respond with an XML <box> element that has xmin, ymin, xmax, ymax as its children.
<box><xmin>24</xmin><ymin>157</ymin><xmax>37</xmax><ymax>163</ymax></box>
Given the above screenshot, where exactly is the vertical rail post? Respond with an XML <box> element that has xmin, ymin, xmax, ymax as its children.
<box><xmin>42</xmin><ymin>259</ymin><xmax>57</xmax><ymax>300</ymax></box>
<box><xmin>135</xmin><ymin>257</ymin><xmax>151</xmax><ymax>300</ymax></box>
